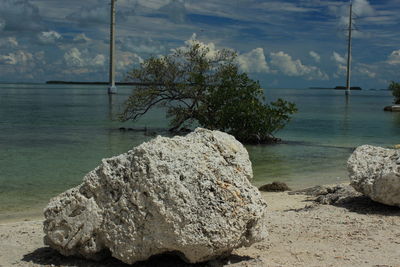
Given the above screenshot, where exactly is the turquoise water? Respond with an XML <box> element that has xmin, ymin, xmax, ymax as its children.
<box><xmin>0</xmin><ymin>83</ymin><xmax>398</xmax><ymax>217</ymax></box>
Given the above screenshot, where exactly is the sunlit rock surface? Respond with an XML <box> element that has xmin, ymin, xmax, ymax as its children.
<box><xmin>43</xmin><ymin>128</ymin><xmax>267</xmax><ymax>264</ymax></box>
<box><xmin>348</xmin><ymin>145</ymin><xmax>400</xmax><ymax>207</ymax></box>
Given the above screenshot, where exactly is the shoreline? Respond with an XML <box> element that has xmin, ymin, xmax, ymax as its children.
<box><xmin>1</xmin><ymin>185</ymin><xmax>399</xmax><ymax>266</ymax></box>
<box><xmin>0</xmin><ymin>211</ymin><xmax>44</xmax><ymax>224</ymax></box>
<box><xmin>0</xmin><ymin>181</ymin><xmax>345</xmax><ymax>224</ymax></box>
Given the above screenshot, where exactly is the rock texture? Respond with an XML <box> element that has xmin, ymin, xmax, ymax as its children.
<box><xmin>258</xmin><ymin>182</ymin><xmax>291</xmax><ymax>192</ymax></box>
<box><xmin>384</xmin><ymin>105</ymin><xmax>400</xmax><ymax>112</ymax></box>
<box><xmin>289</xmin><ymin>184</ymin><xmax>361</xmax><ymax>205</ymax></box>
<box><xmin>43</xmin><ymin>128</ymin><xmax>267</xmax><ymax>264</ymax></box>
<box><xmin>348</xmin><ymin>145</ymin><xmax>400</xmax><ymax>207</ymax></box>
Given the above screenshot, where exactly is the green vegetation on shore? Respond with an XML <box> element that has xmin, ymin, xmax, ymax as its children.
<box><xmin>389</xmin><ymin>81</ymin><xmax>400</xmax><ymax>104</ymax></box>
<box><xmin>120</xmin><ymin>39</ymin><xmax>297</xmax><ymax>144</ymax></box>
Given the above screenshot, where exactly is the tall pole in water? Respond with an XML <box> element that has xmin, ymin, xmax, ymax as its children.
<box><xmin>108</xmin><ymin>0</ymin><xmax>117</xmax><ymax>94</ymax></box>
<box><xmin>345</xmin><ymin>1</ymin><xmax>353</xmax><ymax>96</ymax></box>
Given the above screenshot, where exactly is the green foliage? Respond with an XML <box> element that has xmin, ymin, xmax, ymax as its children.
<box><xmin>389</xmin><ymin>81</ymin><xmax>400</xmax><ymax>104</ymax></box>
<box><xmin>120</xmin><ymin>40</ymin><xmax>297</xmax><ymax>144</ymax></box>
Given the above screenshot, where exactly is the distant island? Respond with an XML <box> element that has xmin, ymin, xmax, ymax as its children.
<box><xmin>309</xmin><ymin>86</ymin><xmax>362</xmax><ymax>90</ymax></box>
<box><xmin>334</xmin><ymin>86</ymin><xmax>362</xmax><ymax>90</ymax></box>
<box><xmin>46</xmin><ymin>81</ymin><xmax>146</xmax><ymax>86</ymax></box>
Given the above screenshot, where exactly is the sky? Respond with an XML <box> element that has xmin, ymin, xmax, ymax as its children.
<box><xmin>0</xmin><ymin>0</ymin><xmax>399</xmax><ymax>89</ymax></box>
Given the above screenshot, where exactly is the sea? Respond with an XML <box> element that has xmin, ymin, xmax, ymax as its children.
<box><xmin>0</xmin><ymin>83</ymin><xmax>399</xmax><ymax>219</ymax></box>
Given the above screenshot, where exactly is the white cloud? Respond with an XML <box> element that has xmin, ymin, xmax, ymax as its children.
<box><xmin>331</xmin><ymin>51</ymin><xmax>347</xmax><ymax>76</ymax></box>
<box><xmin>237</xmin><ymin>48</ymin><xmax>270</xmax><ymax>73</ymax></box>
<box><xmin>136</xmin><ymin>0</ymin><xmax>177</xmax><ymax>10</ymax></box>
<box><xmin>38</xmin><ymin>31</ymin><xmax>62</xmax><ymax>44</ymax></box>
<box><xmin>177</xmin><ymin>35</ymin><xmax>329</xmax><ymax>78</ymax></box>
<box><xmin>332</xmin><ymin>52</ymin><xmax>346</xmax><ymax>65</ymax></box>
<box><xmin>357</xmin><ymin>66</ymin><xmax>376</xmax><ymax>78</ymax></box>
<box><xmin>180</xmin><ymin>34</ymin><xmax>269</xmax><ymax>73</ymax></box>
<box><xmin>333</xmin><ymin>0</ymin><xmax>375</xmax><ymax>20</ymax></box>
<box><xmin>7</xmin><ymin>37</ymin><xmax>18</xmax><ymax>47</ymax></box>
<box><xmin>62</xmin><ymin>68</ymin><xmax>92</xmax><ymax>75</ymax></box>
<box><xmin>353</xmin><ymin>0</ymin><xmax>375</xmax><ymax>17</ymax></box>
<box><xmin>334</xmin><ymin>0</ymin><xmax>375</xmax><ymax>39</ymax></box>
<box><xmin>257</xmin><ymin>2</ymin><xmax>318</xmax><ymax>13</ymax></box>
<box><xmin>0</xmin><ymin>50</ymin><xmax>33</xmax><ymax>65</ymax></box>
<box><xmin>0</xmin><ymin>37</ymin><xmax>18</xmax><ymax>48</ymax></box>
<box><xmin>64</xmin><ymin>47</ymin><xmax>105</xmax><ymax>67</ymax></box>
<box><xmin>117</xmin><ymin>51</ymin><xmax>143</xmax><ymax>70</ymax></box>
<box><xmin>179</xmin><ymin>33</ymin><xmax>221</xmax><ymax>60</ymax></box>
<box><xmin>73</xmin><ymin>33</ymin><xmax>91</xmax><ymax>43</ymax></box>
<box><xmin>34</xmin><ymin>51</ymin><xmax>45</xmax><ymax>65</ymax></box>
<box><xmin>387</xmin><ymin>49</ymin><xmax>400</xmax><ymax>65</ymax></box>
<box><xmin>64</xmin><ymin>48</ymin><xmax>84</xmax><ymax>67</ymax></box>
<box><xmin>309</xmin><ymin>51</ymin><xmax>320</xmax><ymax>63</ymax></box>
<box><xmin>333</xmin><ymin>64</ymin><xmax>347</xmax><ymax>78</ymax></box>
<box><xmin>270</xmin><ymin>51</ymin><xmax>328</xmax><ymax>80</ymax></box>
<box><xmin>118</xmin><ymin>37</ymin><xmax>165</xmax><ymax>55</ymax></box>
<box><xmin>0</xmin><ymin>55</ymin><xmax>17</xmax><ymax>65</ymax></box>
<box><xmin>92</xmin><ymin>54</ymin><xmax>106</xmax><ymax>66</ymax></box>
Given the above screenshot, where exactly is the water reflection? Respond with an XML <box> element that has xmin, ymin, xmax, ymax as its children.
<box><xmin>108</xmin><ymin>94</ymin><xmax>117</xmax><ymax>121</ymax></box>
<box><xmin>341</xmin><ymin>94</ymin><xmax>350</xmax><ymax>135</ymax></box>
<box><xmin>391</xmin><ymin>111</ymin><xmax>400</xmax><ymax>126</ymax></box>
<box><xmin>247</xmin><ymin>142</ymin><xmax>350</xmax><ymax>188</ymax></box>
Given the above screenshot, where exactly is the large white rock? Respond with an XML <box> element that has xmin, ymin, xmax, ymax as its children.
<box><xmin>348</xmin><ymin>145</ymin><xmax>400</xmax><ymax>207</ymax></box>
<box><xmin>43</xmin><ymin>128</ymin><xmax>267</xmax><ymax>264</ymax></box>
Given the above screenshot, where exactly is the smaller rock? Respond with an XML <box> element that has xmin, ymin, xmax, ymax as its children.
<box><xmin>289</xmin><ymin>184</ymin><xmax>361</xmax><ymax>205</ymax></box>
<box><xmin>348</xmin><ymin>145</ymin><xmax>400</xmax><ymax>207</ymax></box>
<box><xmin>259</xmin><ymin>182</ymin><xmax>291</xmax><ymax>192</ymax></box>
<box><xmin>384</xmin><ymin>105</ymin><xmax>400</xmax><ymax>112</ymax></box>
<box><xmin>289</xmin><ymin>185</ymin><xmax>328</xmax><ymax>196</ymax></box>
<box><xmin>315</xmin><ymin>185</ymin><xmax>361</xmax><ymax>205</ymax></box>
<box><xmin>394</xmin><ymin>144</ymin><xmax>400</xmax><ymax>149</ymax></box>
<box><xmin>392</xmin><ymin>105</ymin><xmax>400</xmax><ymax>111</ymax></box>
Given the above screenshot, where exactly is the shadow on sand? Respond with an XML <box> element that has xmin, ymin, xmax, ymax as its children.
<box><xmin>22</xmin><ymin>247</ymin><xmax>255</xmax><ymax>267</ymax></box>
<box><xmin>289</xmin><ymin>184</ymin><xmax>400</xmax><ymax>216</ymax></box>
<box><xmin>332</xmin><ymin>195</ymin><xmax>400</xmax><ymax>216</ymax></box>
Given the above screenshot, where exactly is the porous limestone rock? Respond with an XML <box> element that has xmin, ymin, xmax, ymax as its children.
<box><xmin>290</xmin><ymin>184</ymin><xmax>361</xmax><ymax>205</ymax></box>
<box><xmin>348</xmin><ymin>145</ymin><xmax>400</xmax><ymax>207</ymax></box>
<box><xmin>258</xmin><ymin>182</ymin><xmax>291</xmax><ymax>192</ymax></box>
<box><xmin>43</xmin><ymin>128</ymin><xmax>267</xmax><ymax>264</ymax></box>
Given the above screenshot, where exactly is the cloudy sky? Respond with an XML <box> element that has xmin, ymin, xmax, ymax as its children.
<box><xmin>0</xmin><ymin>0</ymin><xmax>399</xmax><ymax>89</ymax></box>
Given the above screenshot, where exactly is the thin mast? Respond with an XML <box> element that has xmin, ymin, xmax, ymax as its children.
<box><xmin>345</xmin><ymin>1</ymin><xmax>353</xmax><ymax>96</ymax></box>
<box><xmin>108</xmin><ymin>0</ymin><xmax>117</xmax><ymax>94</ymax></box>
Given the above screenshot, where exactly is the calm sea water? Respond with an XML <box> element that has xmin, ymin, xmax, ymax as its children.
<box><xmin>0</xmin><ymin>83</ymin><xmax>398</xmax><ymax>218</ymax></box>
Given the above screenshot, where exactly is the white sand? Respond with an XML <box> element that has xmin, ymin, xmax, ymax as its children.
<box><xmin>1</xmin><ymin>191</ymin><xmax>399</xmax><ymax>267</ymax></box>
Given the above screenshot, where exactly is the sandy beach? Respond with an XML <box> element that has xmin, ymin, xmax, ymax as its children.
<box><xmin>1</xmin><ymin>190</ymin><xmax>399</xmax><ymax>267</ymax></box>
